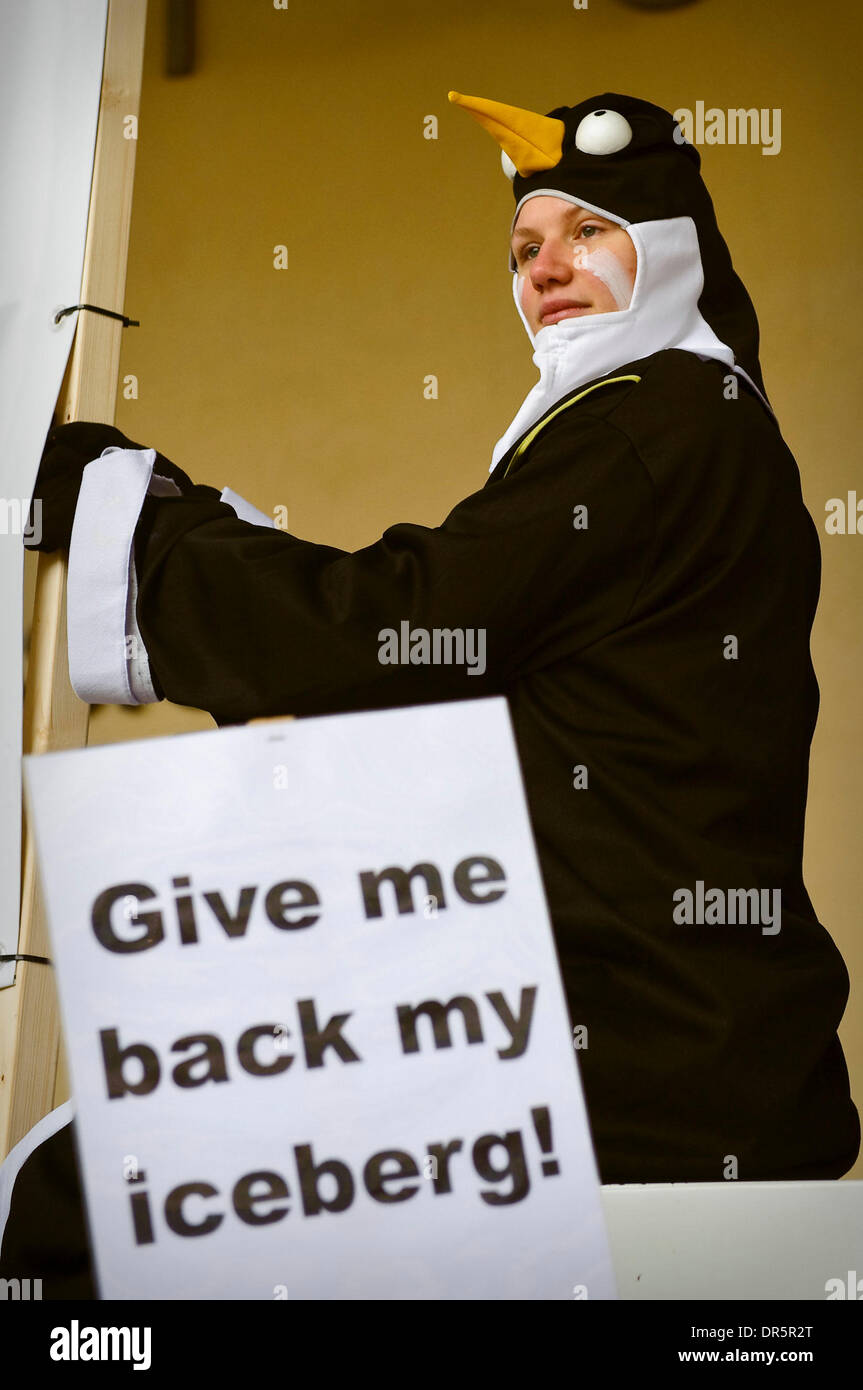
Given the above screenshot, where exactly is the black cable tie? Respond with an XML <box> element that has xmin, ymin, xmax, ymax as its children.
<box><xmin>54</xmin><ymin>303</ymin><xmax>140</xmax><ymax>328</ymax></box>
<box><xmin>0</xmin><ymin>953</ymin><xmax>53</xmax><ymax>966</ymax></box>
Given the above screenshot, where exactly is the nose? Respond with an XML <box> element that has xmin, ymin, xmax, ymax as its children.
<box><xmin>528</xmin><ymin>237</ymin><xmax>573</xmax><ymax>289</ymax></box>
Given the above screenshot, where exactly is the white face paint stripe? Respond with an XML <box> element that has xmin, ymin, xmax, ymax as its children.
<box><xmin>571</xmin><ymin>244</ymin><xmax>633</xmax><ymax>311</ymax></box>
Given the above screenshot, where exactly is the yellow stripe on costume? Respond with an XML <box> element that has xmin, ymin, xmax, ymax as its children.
<box><xmin>503</xmin><ymin>375</ymin><xmax>642</xmax><ymax>478</ymax></box>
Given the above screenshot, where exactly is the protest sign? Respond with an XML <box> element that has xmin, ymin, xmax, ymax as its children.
<box><xmin>24</xmin><ymin>696</ymin><xmax>617</xmax><ymax>1299</ymax></box>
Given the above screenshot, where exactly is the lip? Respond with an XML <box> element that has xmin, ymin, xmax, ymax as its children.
<box><xmin>540</xmin><ymin>300</ymin><xmax>591</xmax><ymax>325</ymax></box>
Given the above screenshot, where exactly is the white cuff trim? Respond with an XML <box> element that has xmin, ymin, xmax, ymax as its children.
<box><xmin>67</xmin><ymin>450</ymin><xmax>275</xmax><ymax>706</ymax></box>
<box><xmin>67</xmin><ymin>448</ymin><xmax>170</xmax><ymax>705</ymax></box>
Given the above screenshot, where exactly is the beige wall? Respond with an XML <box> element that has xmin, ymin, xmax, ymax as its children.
<box><xmin>85</xmin><ymin>0</ymin><xmax>862</xmax><ymax>1175</ymax></box>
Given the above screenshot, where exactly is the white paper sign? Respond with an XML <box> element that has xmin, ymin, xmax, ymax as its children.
<box><xmin>24</xmin><ymin>696</ymin><xmax>617</xmax><ymax>1300</ymax></box>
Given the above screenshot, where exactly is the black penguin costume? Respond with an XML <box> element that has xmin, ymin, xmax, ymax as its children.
<box><xmin>2</xmin><ymin>89</ymin><xmax>859</xmax><ymax>1299</ymax></box>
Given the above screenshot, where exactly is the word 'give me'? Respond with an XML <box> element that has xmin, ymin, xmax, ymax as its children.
<box><xmin>90</xmin><ymin>856</ymin><xmax>507</xmax><ymax>953</ymax></box>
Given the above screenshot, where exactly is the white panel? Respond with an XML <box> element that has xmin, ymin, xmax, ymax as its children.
<box><xmin>601</xmin><ymin>1180</ymin><xmax>863</xmax><ymax>1299</ymax></box>
<box><xmin>0</xmin><ymin>0</ymin><xmax>108</xmax><ymax>984</ymax></box>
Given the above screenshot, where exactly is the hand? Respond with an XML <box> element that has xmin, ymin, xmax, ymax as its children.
<box><xmin>25</xmin><ymin>421</ymin><xmax>199</xmax><ymax>553</ymax></box>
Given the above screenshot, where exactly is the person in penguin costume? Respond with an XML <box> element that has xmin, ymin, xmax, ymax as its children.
<box><xmin>447</xmin><ymin>90</ymin><xmax>771</xmax><ymax>470</ymax></box>
<box><xmin>5</xmin><ymin>91</ymin><xmax>859</xmax><ymax>1297</ymax></box>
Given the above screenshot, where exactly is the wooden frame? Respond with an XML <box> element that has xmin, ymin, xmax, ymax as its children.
<box><xmin>0</xmin><ymin>0</ymin><xmax>148</xmax><ymax>1160</ymax></box>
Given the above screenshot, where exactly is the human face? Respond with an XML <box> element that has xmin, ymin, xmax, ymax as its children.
<box><xmin>510</xmin><ymin>196</ymin><xmax>638</xmax><ymax>334</ymax></box>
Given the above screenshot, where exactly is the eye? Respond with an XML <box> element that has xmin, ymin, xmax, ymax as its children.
<box><xmin>578</xmin><ymin>224</ymin><xmax>600</xmax><ymax>238</ymax></box>
<box><xmin>574</xmin><ymin>109</ymin><xmax>633</xmax><ymax>156</ymax></box>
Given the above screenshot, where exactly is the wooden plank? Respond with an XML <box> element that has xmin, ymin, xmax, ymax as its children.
<box><xmin>0</xmin><ymin>0</ymin><xmax>148</xmax><ymax>1160</ymax></box>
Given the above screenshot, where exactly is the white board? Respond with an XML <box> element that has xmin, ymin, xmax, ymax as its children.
<box><xmin>0</xmin><ymin>0</ymin><xmax>109</xmax><ymax>985</ymax></box>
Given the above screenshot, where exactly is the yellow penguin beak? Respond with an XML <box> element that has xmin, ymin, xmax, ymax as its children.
<box><xmin>448</xmin><ymin>91</ymin><xmax>565</xmax><ymax>175</ymax></box>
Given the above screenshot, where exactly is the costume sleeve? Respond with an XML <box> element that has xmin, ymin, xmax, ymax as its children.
<box><xmin>132</xmin><ymin>414</ymin><xmax>656</xmax><ymax>724</ymax></box>
<box><xmin>66</xmin><ymin>448</ymin><xmax>274</xmax><ymax>705</ymax></box>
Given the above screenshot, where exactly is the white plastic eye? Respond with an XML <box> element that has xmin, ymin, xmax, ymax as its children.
<box><xmin>574</xmin><ymin>109</ymin><xmax>633</xmax><ymax>156</ymax></box>
<box><xmin>500</xmin><ymin>149</ymin><xmax>517</xmax><ymax>181</ymax></box>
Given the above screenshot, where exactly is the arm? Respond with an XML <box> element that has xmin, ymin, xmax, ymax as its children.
<box><xmin>125</xmin><ymin>414</ymin><xmax>656</xmax><ymax>725</ymax></box>
<box><xmin>66</xmin><ymin>448</ymin><xmax>274</xmax><ymax>704</ymax></box>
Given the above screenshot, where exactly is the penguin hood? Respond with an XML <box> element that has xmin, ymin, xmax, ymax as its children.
<box><xmin>448</xmin><ymin>91</ymin><xmax>771</xmax><ymax>471</ymax></box>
